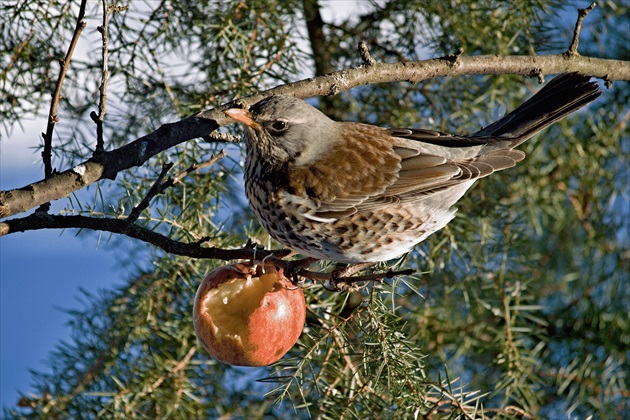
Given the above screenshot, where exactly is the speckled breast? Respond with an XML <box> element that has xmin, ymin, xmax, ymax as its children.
<box><xmin>243</xmin><ymin>169</ymin><xmax>433</xmax><ymax>263</ymax></box>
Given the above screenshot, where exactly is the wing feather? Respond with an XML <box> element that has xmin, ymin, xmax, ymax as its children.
<box><xmin>285</xmin><ymin>122</ymin><xmax>526</xmax><ymax>220</ymax></box>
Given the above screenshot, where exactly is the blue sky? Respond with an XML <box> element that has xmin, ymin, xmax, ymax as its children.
<box><xmin>0</xmin><ymin>124</ymin><xmax>125</xmax><ymax>408</ymax></box>
<box><xmin>0</xmin><ymin>227</ymin><xmax>122</xmax><ymax>407</ymax></box>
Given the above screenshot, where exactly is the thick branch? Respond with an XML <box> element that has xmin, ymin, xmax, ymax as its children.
<box><xmin>1</xmin><ymin>53</ymin><xmax>628</xmax><ymax>219</ymax></box>
<box><xmin>0</xmin><ymin>115</ymin><xmax>221</xmax><ymax>218</ymax></box>
<box><xmin>226</xmin><ymin>53</ymin><xmax>627</xmax><ymax>108</ymax></box>
<box><xmin>301</xmin><ymin>0</ymin><xmax>340</xmax><ymax>118</ymax></box>
<box><xmin>302</xmin><ymin>0</ymin><xmax>333</xmax><ymax>76</ymax></box>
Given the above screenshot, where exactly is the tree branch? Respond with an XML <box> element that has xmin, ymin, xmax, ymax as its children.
<box><xmin>567</xmin><ymin>3</ymin><xmax>596</xmax><ymax>57</ymax></box>
<box><xmin>1</xmin><ymin>53</ymin><xmax>628</xmax><ymax>220</ymax></box>
<box><xmin>162</xmin><ymin>149</ymin><xmax>228</xmax><ymax>188</ymax></box>
<box><xmin>0</xmin><ymin>114</ymin><xmax>221</xmax><ymax>219</ymax></box>
<box><xmin>0</xmin><ymin>211</ymin><xmax>411</xmax><ymax>287</ymax></box>
<box><xmin>302</xmin><ymin>0</ymin><xmax>333</xmax><ymax>77</ymax></box>
<box><xmin>91</xmin><ymin>0</ymin><xmax>114</xmax><ymax>156</ymax></box>
<box><xmin>301</xmin><ymin>0</ymin><xmax>341</xmax><ymax>119</ymax></box>
<box><xmin>126</xmin><ymin>162</ymin><xmax>174</xmax><ymax>223</ymax></box>
<box><xmin>358</xmin><ymin>41</ymin><xmax>377</xmax><ymax>66</ymax></box>
<box><xmin>0</xmin><ymin>212</ymin><xmax>286</xmax><ymax>260</ymax></box>
<box><xmin>126</xmin><ymin>150</ymin><xmax>227</xmax><ymax>223</ymax></box>
<box><xmin>41</xmin><ymin>0</ymin><xmax>88</xmax><ymax>180</ymax></box>
<box><xmin>296</xmin><ymin>267</ymin><xmax>416</xmax><ymax>291</ymax></box>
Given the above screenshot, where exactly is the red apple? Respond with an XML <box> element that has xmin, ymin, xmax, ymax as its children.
<box><xmin>193</xmin><ymin>262</ymin><xmax>306</xmax><ymax>366</ymax></box>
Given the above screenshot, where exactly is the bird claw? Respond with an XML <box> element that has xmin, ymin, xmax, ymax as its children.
<box><xmin>284</xmin><ymin>257</ymin><xmax>319</xmax><ymax>286</ymax></box>
<box><xmin>325</xmin><ymin>274</ymin><xmax>361</xmax><ymax>292</ymax></box>
<box><xmin>324</xmin><ymin>262</ymin><xmax>376</xmax><ymax>292</ymax></box>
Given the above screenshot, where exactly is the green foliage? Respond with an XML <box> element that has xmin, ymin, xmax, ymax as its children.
<box><xmin>2</xmin><ymin>0</ymin><xmax>628</xmax><ymax>418</ymax></box>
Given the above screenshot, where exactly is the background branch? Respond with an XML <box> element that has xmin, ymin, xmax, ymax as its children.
<box><xmin>302</xmin><ymin>0</ymin><xmax>340</xmax><ymax>118</ymax></box>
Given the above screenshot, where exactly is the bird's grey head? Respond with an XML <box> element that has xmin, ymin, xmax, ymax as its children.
<box><xmin>236</xmin><ymin>95</ymin><xmax>339</xmax><ymax>168</ymax></box>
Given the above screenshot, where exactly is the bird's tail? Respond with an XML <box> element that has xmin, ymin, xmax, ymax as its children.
<box><xmin>473</xmin><ymin>72</ymin><xmax>601</xmax><ymax>147</ymax></box>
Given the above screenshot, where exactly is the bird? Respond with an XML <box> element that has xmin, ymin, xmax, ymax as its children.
<box><xmin>223</xmin><ymin>73</ymin><xmax>601</xmax><ymax>264</ymax></box>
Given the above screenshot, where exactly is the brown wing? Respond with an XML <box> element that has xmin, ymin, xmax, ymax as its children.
<box><xmin>286</xmin><ymin>123</ymin><xmax>400</xmax><ymax>219</ymax></box>
<box><xmin>383</xmin><ymin>128</ymin><xmax>525</xmax><ymax>198</ymax></box>
<box><xmin>287</xmin><ymin>124</ymin><xmax>524</xmax><ymax>219</ymax></box>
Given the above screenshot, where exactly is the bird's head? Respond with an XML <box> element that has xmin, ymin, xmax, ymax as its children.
<box><xmin>224</xmin><ymin>96</ymin><xmax>339</xmax><ymax>168</ymax></box>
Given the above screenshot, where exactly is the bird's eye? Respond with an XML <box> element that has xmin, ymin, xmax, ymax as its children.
<box><xmin>270</xmin><ymin>120</ymin><xmax>289</xmax><ymax>132</ymax></box>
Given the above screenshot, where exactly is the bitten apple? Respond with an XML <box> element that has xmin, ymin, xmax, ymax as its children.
<box><xmin>193</xmin><ymin>263</ymin><xmax>306</xmax><ymax>366</ymax></box>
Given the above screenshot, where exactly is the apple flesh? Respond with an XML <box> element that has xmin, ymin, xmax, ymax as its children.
<box><xmin>193</xmin><ymin>263</ymin><xmax>306</xmax><ymax>366</ymax></box>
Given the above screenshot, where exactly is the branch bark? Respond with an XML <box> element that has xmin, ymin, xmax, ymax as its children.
<box><xmin>1</xmin><ymin>53</ymin><xmax>628</xmax><ymax>221</ymax></box>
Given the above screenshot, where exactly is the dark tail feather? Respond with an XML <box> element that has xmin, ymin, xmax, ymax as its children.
<box><xmin>473</xmin><ymin>72</ymin><xmax>601</xmax><ymax>147</ymax></box>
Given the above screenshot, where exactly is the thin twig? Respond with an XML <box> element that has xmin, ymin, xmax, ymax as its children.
<box><xmin>358</xmin><ymin>41</ymin><xmax>376</xmax><ymax>66</ymax></box>
<box><xmin>436</xmin><ymin>384</ymin><xmax>477</xmax><ymax>420</ymax></box>
<box><xmin>127</xmin><ymin>150</ymin><xmax>228</xmax><ymax>223</ymax></box>
<box><xmin>567</xmin><ymin>3</ymin><xmax>596</xmax><ymax>57</ymax></box>
<box><xmin>133</xmin><ymin>346</ymin><xmax>197</xmax><ymax>399</ymax></box>
<box><xmin>41</xmin><ymin>0</ymin><xmax>88</xmax><ymax>179</ymax></box>
<box><xmin>482</xmin><ymin>405</ymin><xmax>534</xmax><ymax>418</ymax></box>
<box><xmin>126</xmin><ymin>162</ymin><xmax>174</xmax><ymax>223</ymax></box>
<box><xmin>164</xmin><ymin>149</ymin><xmax>228</xmax><ymax>188</ymax></box>
<box><xmin>91</xmin><ymin>0</ymin><xmax>112</xmax><ymax>155</ymax></box>
<box><xmin>2</xmin><ymin>14</ymin><xmax>36</xmax><ymax>79</ymax></box>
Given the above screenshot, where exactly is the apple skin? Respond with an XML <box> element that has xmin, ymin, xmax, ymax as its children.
<box><xmin>193</xmin><ymin>263</ymin><xmax>306</xmax><ymax>366</ymax></box>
